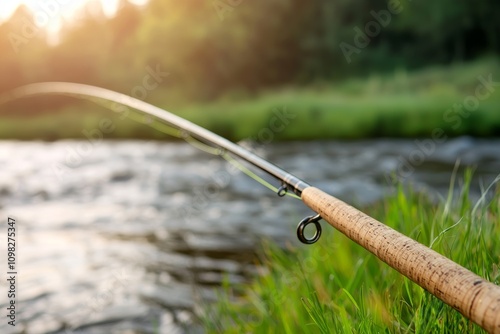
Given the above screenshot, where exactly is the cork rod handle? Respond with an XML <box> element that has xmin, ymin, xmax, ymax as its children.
<box><xmin>301</xmin><ymin>187</ymin><xmax>500</xmax><ymax>334</ymax></box>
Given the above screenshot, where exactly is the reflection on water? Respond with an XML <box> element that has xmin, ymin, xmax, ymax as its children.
<box><xmin>0</xmin><ymin>138</ymin><xmax>498</xmax><ymax>333</ymax></box>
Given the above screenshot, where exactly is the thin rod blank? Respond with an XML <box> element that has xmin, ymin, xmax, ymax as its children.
<box><xmin>4</xmin><ymin>82</ymin><xmax>500</xmax><ymax>333</ymax></box>
<box><xmin>4</xmin><ymin>82</ymin><xmax>310</xmax><ymax>195</ymax></box>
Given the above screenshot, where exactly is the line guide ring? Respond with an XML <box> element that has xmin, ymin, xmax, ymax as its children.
<box><xmin>297</xmin><ymin>214</ymin><xmax>322</xmax><ymax>244</ymax></box>
<box><xmin>277</xmin><ymin>184</ymin><xmax>288</xmax><ymax>197</ymax></box>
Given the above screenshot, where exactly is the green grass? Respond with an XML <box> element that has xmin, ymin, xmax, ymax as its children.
<box><xmin>1</xmin><ymin>58</ymin><xmax>499</xmax><ymax>141</ymax></box>
<box><xmin>201</xmin><ymin>171</ymin><xmax>500</xmax><ymax>333</ymax></box>
<box><xmin>178</xmin><ymin>57</ymin><xmax>500</xmax><ymax>140</ymax></box>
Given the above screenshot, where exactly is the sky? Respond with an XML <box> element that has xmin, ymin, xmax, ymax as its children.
<box><xmin>0</xmin><ymin>0</ymin><xmax>147</xmax><ymax>34</ymax></box>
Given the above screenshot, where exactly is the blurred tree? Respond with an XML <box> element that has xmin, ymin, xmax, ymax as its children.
<box><xmin>0</xmin><ymin>5</ymin><xmax>36</xmax><ymax>91</ymax></box>
<box><xmin>0</xmin><ymin>0</ymin><xmax>498</xmax><ymax>111</ymax></box>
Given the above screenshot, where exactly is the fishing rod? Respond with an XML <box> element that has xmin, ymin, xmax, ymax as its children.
<box><xmin>2</xmin><ymin>82</ymin><xmax>500</xmax><ymax>333</ymax></box>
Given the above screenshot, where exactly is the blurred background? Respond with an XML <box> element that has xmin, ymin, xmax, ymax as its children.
<box><xmin>1</xmin><ymin>0</ymin><xmax>499</xmax><ymax>140</ymax></box>
<box><xmin>0</xmin><ymin>0</ymin><xmax>499</xmax><ymax>333</ymax></box>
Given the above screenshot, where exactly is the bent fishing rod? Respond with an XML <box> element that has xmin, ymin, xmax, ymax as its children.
<box><xmin>2</xmin><ymin>82</ymin><xmax>500</xmax><ymax>333</ymax></box>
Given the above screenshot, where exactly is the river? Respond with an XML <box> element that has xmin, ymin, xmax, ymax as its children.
<box><xmin>0</xmin><ymin>137</ymin><xmax>499</xmax><ymax>333</ymax></box>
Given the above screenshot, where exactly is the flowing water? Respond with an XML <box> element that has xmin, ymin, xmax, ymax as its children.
<box><xmin>0</xmin><ymin>137</ymin><xmax>499</xmax><ymax>333</ymax></box>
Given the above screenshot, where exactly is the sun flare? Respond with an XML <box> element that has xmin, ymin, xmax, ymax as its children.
<box><xmin>0</xmin><ymin>0</ymin><xmax>147</xmax><ymax>32</ymax></box>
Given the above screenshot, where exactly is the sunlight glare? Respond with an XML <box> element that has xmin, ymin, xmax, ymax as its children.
<box><xmin>0</xmin><ymin>0</ymin><xmax>148</xmax><ymax>27</ymax></box>
<box><xmin>0</xmin><ymin>0</ymin><xmax>148</xmax><ymax>44</ymax></box>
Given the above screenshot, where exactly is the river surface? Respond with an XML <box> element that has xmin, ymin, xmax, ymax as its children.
<box><xmin>0</xmin><ymin>138</ymin><xmax>499</xmax><ymax>333</ymax></box>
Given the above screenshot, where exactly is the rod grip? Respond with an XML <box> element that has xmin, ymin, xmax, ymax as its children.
<box><xmin>301</xmin><ymin>186</ymin><xmax>500</xmax><ymax>334</ymax></box>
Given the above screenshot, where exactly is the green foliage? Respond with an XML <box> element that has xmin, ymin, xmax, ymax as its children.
<box><xmin>2</xmin><ymin>58</ymin><xmax>499</xmax><ymax>141</ymax></box>
<box><xmin>202</xmin><ymin>174</ymin><xmax>500</xmax><ymax>333</ymax></box>
<box><xmin>1</xmin><ymin>0</ymin><xmax>499</xmax><ymax>104</ymax></box>
<box><xmin>1</xmin><ymin>0</ymin><xmax>499</xmax><ymax>140</ymax></box>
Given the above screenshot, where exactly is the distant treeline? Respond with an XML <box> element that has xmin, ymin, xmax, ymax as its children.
<box><xmin>1</xmin><ymin>0</ymin><xmax>499</xmax><ymax>111</ymax></box>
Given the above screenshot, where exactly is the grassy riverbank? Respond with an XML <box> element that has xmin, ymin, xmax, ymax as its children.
<box><xmin>202</xmin><ymin>172</ymin><xmax>500</xmax><ymax>333</ymax></box>
<box><xmin>1</xmin><ymin>58</ymin><xmax>499</xmax><ymax>141</ymax></box>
